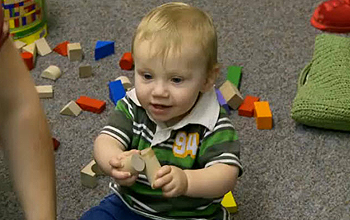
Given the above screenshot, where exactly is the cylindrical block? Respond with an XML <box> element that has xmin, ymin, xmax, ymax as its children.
<box><xmin>141</xmin><ymin>148</ymin><xmax>161</xmax><ymax>187</ymax></box>
<box><xmin>20</xmin><ymin>51</ymin><xmax>34</xmax><ymax>70</ymax></box>
<box><xmin>121</xmin><ymin>153</ymin><xmax>145</xmax><ymax>175</ymax></box>
<box><xmin>119</xmin><ymin>52</ymin><xmax>134</xmax><ymax>70</ymax></box>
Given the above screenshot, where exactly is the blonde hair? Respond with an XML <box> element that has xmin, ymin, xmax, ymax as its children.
<box><xmin>132</xmin><ymin>2</ymin><xmax>218</xmax><ymax>73</ymax></box>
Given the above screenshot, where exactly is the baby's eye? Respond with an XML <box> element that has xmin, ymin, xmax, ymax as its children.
<box><xmin>171</xmin><ymin>77</ymin><xmax>183</xmax><ymax>84</ymax></box>
<box><xmin>143</xmin><ymin>73</ymin><xmax>152</xmax><ymax>80</ymax></box>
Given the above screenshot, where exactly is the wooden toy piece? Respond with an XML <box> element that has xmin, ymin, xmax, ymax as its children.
<box><xmin>227</xmin><ymin>66</ymin><xmax>242</xmax><ymax>88</ymax></box>
<box><xmin>14</xmin><ymin>40</ymin><xmax>26</xmax><ymax>50</ymax></box>
<box><xmin>108</xmin><ymin>80</ymin><xmax>126</xmax><ymax>105</ymax></box>
<box><xmin>35</xmin><ymin>85</ymin><xmax>53</xmax><ymax>98</ymax></box>
<box><xmin>53</xmin><ymin>41</ymin><xmax>69</xmax><ymax>56</ymax></box>
<box><xmin>94</xmin><ymin>40</ymin><xmax>115</xmax><ymax>60</ymax></box>
<box><xmin>119</xmin><ymin>52</ymin><xmax>134</xmax><ymax>70</ymax></box>
<box><xmin>221</xmin><ymin>191</ymin><xmax>238</xmax><ymax>213</ymax></box>
<box><xmin>20</xmin><ymin>52</ymin><xmax>34</xmax><ymax>70</ymax></box>
<box><xmin>60</xmin><ymin>101</ymin><xmax>82</xmax><ymax>116</ymax></box>
<box><xmin>35</xmin><ymin>37</ymin><xmax>52</xmax><ymax>56</ymax></box>
<box><xmin>52</xmin><ymin>137</ymin><xmax>60</xmax><ymax>151</ymax></box>
<box><xmin>115</xmin><ymin>76</ymin><xmax>132</xmax><ymax>91</ymax></box>
<box><xmin>219</xmin><ymin>81</ymin><xmax>244</xmax><ymax>110</ymax></box>
<box><xmin>254</xmin><ymin>101</ymin><xmax>273</xmax><ymax>129</ymax></box>
<box><xmin>23</xmin><ymin>43</ymin><xmax>37</xmax><ymax>65</ymax></box>
<box><xmin>76</xmin><ymin>96</ymin><xmax>106</xmax><ymax>114</ymax></box>
<box><xmin>68</xmin><ymin>43</ymin><xmax>83</xmax><ymax>61</ymax></box>
<box><xmin>238</xmin><ymin>95</ymin><xmax>260</xmax><ymax>117</ymax></box>
<box><xmin>120</xmin><ymin>153</ymin><xmax>145</xmax><ymax>175</ymax></box>
<box><xmin>215</xmin><ymin>89</ymin><xmax>230</xmax><ymax>115</ymax></box>
<box><xmin>41</xmin><ymin>65</ymin><xmax>62</xmax><ymax>81</ymax></box>
<box><xmin>79</xmin><ymin>65</ymin><xmax>92</xmax><ymax>78</ymax></box>
<box><xmin>81</xmin><ymin>160</ymin><xmax>104</xmax><ymax>188</ymax></box>
<box><xmin>141</xmin><ymin>148</ymin><xmax>161</xmax><ymax>188</ymax></box>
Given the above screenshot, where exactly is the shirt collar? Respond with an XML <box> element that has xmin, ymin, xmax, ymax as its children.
<box><xmin>127</xmin><ymin>87</ymin><xmax>220</xmax><ymax>131</ymax></box>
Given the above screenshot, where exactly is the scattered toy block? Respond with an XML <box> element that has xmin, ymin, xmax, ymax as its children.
<box><xmin>35</xmin><ymin>38</ymin><xmax>52</xmax><ymax>56</ymax></box>
<box><xmin>52</xmin><ymin>137</ymin><xmax>60</xmax><ymax>151</ymax></box>
<box><xmin>81</xmin><ymin>160</ymin><xmax>104</xmax><ymax>188</ymax></box>
<box><xmin>41</xmin><ymin>65</ymin><xmax>62</xmax><ymax>81</ymax></box>
<box><xmin>221</xmin><ymin>191</ymin><xmax>238</xmax><ymax>213</ymax></box>
<box><xmin>76</xmin><ymin>96</ymin><xmax>106</xmax><ymax>114</ymax></box>
<box><xmin>215</xmin><ymin>89</ymin><xmax>230</xmax><ymax>115</ymax></box>
<box><xmin>94</xmin><ymin>41</ymin><xmax>115</xmax><ymax>60</ymax></box>
<box><xmin>20</xmin><ymin>52</ymin><xmax>34</xmax><ymax>70</ymax></box>
<box><xmin>23</xmin><ymin>43</ymin><xmax>37</xmax><ymax>65</ymax></box>
<box><xmin>227</xmin><ymin>66</ymin><xmax>242</xmax><ymax>88</ymax></box>
<box><xmin>219</xmin><ymin>81</ymin><xmax>243</xmax><ymax>110</ymax></box>
<box><xmin>53</xmin><ymin>41</ymin><xmax>69</xmax><ymax>56</ymax></box>
<box><xmin>119</xmin><ymin>52</ymin><xmax>133</xmax><ymax>70</ymax></box>
<box><xmin>115</xmin><ymin>76</ymin><xmax>132</xmax><ymax>91</ymax></box>
<box><xmin>60</xmin><ymin>101</ymin><xmax>82</xmax><ymax>116</ymax></box>
<box><xmin>254</xmin><ymin>101</ymin><xmax>273</xmax><ymax>129</ymax></box>
<box><xmin>79</xmin><ymin>65</ymin><xmax>92</xmax><ymax>78</ymax></box>
<box><xmin>35</xmin><ymin>85</ymin><xmax>53</xmax><ymax>98</ymax></box>
<box><xmin>238</xmin><ymin>95</ymin><xmax>260</xmax><ymax>117</ymax></box>
<box><xmin>141</xmin><ymin>148</ymin><xmax>161</xmax><ymax>188</ymax></box>
<box><xmin>14</xmin><ymin>40</ymin><xmax>26</xmax><ymax>50</ymax></box>
<box><xmin>68</xmin><ymin>43</ymin><xmax>83</xmax><ymax>61</ymax></box>
<box><xmin>108</xmin><ymin>80</ymin><xmax>126</xmax><ymax>105</ymax></box>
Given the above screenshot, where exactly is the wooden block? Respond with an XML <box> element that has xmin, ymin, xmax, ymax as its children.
<box><xmin>120</xmin><ymin>153</ymin><xmax>145</xmax><ymax>175</ymax></box>
<box><xmin>52</xmin><ymin>137</ymin><xmax>60</xmax><ymax>151</ymax></box>
<box><xmin>20</xmin><ymin>52</ymin><xmax>34</xmax><ymax>70</ymax></box>
<box><xmin>53</xmin><ymin>41</ymin><xmax>69</xmax><ymax>56</ymax></box>
<box><xmin>108</xmin><ymin>80</ymin><xmax>126</xmax><ymax>105</ymax></box>
<box><xmin>23</xmin><ymin>43</ymin><xmax>37</xmax><ymax>65</ymax></box>
<box><xmin>60</xmin><ymin>101</ymin><xmax>82</xmax><ymax>116</ymax></box>
<box><xmin>68</xmin><ymin>43</ymin><xmax>83</xmax><ymax>61</ymax></box>
<box><xmin>219</xmin><ymin>81</ymin><xmax>243</xmax><ymax>110</ymax></box>
<box><xmin>221</xmin><ymin>191</ymin><xmax>237</xmax><ymax>213</ymax></box>
<box><xmin>238</xmin><ymin>95</ymin><xmax>260</xmax><ymax>117</ymax></box>
<box><xmin>94</xmin><ymin>41</ymin><xmax>115</xmax><ymax>60</ymax></box>
<box><xmin>41</xmin><ymin>65</ymin><xmax>62</xmax><ymax>81</ymax></box>
<box><xmin>76</xmin><ymin>96</ymin><xmax>106</xmax><ymax>114</ymax></box>
<box><xmin>254</xmin><ymin>101</ymin><xmax>273</xmax><ymax>129</ymax></box>
<box><xmin>227</xmin><ymin>66</ymin><xmax>242</xmax><ymax>88</ymax></box>
<box><xmin>79</xmin><ymin>65</ymin><xmax>92</xmax><ymax>78</ymax></box>
<box><xmin>115</xmin><ymin>76</ymin><xmax>132</xmax><ymax>91</ymax></box>
<box><xmin>141</xmin><ymin>148</ymin><xmax>161</xmax><ymax>188</ymax></box>
<box><xmin>35</xmin><ymin>38</ymin><xmax>52</xmax><ymax>56</ymax></box>
<box><xmin>35</xmin><ymin>85</ymin><xmax>53</xmax><ymax>98</ymax></box>
<box><xmin>119</xmin><ymin>52</ymin><xmax>133</xmax><ymax>70</ymax></box>
<box><xmin>14</xmin><ymin>40</ymin><xmax>26</xmax><ymax>50</ymax></box>
<box><xmin>215</xmin><ymin>88</ymin><xmax>230</xmax><ymax>115</ymax></box>
<box><xmin>81</xmin><ymin>160</ymin><xmax>104</xmax><ymax>188</ymax></box>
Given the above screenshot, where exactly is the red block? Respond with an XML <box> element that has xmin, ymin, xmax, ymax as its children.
<box><xmin>119</xmin><ymin>52</ymin><xmax>134</xmax><ymax>70</ymax></box>
<box><xmin>53</xmin><ymin>41</ymin><xmax>69</xmax><ymax>56</ymax></box>
<box><xmin>238</xmin><ymin>95</ymin><xmax>260</xmax><ymax>117</ymax></box>
<box><xmin>52</xmin><ymin>137</ymin><xmax>60</xmax><ymax>150</ymax></box>
<box><xmin>76</xmin><ymin>96</ymin><xmax>106</xmax><ymax>114</ymax></box>
<box><xmin>20</xmin><ymin>52</ymin><xmax>34</xmax><ymax>70</ymax></box>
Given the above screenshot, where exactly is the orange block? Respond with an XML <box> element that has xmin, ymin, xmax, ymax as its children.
<box><xmin>254</xmin><ymin>101</ymin><xmax>272</xmax><ymax>129</ymax></box>
<box><xmin>76</xmin><ymin>96</ymin><xmax>106</xmax><ymax>114</ymax></box>
<box><xmin>119</xmin><ymin>52</ymin><xmax>134</xmax><ymax>70</ymax></box>
<box><xmin>53</xmin><ymin>41</ymin><xmax>69</xmax><ymax>56</ymax></box>
<box><xmin>20</xmin><ymin>52</ymin><xmax>34</xmax><ymax>70</ymax></box>
<box><xmin>238</xmin><ymin>95</ymin><xmax>260</xmax><ymax>117</ymax></box>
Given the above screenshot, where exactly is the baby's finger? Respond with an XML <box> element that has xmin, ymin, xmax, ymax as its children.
<box><xmin>109</xmin><ymin>158</ymin><xmax>123</xmax><ymax>168</ymax></box>
<box><xmin>153</xmin><ymin>173</ymin><xmax>172</xmax><ymax>189</ymax></box>
<box><xmin>162</xmin><ymin>184</ymin><xmax>177</xmax><ymax>198</ymax></box>
<box><xmin>117</xmin><ymin>174</ymin><xmax>138</xmax><ymax>187</ymax></box>
<box><xmin>155</xmin><ymin>165</ymin><xmax>172</xmax><ymax>179</ymax></box>
<box><xmin>111</xmin><ymin>169</ymin><xmax>131</xmax><ymax>179</ymax></box>
<box><xmin>123</xmin><ymin>149</ymin><xmax>141</xmax><ymax>156</ymax></box>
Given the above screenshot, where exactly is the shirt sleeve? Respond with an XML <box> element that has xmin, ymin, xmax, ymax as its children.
<box><xmin>100</xmin><ymin>96</ymin><xmax>134</xmax><ymax>150</ymax></box>
<box><xmin>197</xmin><ymin>111</ymin><xmax>243</xmax><ymax>176</ymax></box>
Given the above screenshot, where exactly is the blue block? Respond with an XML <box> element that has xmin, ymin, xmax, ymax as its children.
<box><xmin>95</xmin><ymin>41</ymin><xmax>115</xmax><ymax>60</ymax></box>
<box><xmin>109</xmin><ymin>80</ymin><xmax>126</xmax><ymax>105</ymax></box>
<box><xmin>215</xmin><ymin>89</ymin><xmax>230</xmax><ymax>115</ymax></box>
<box><xmin>22</xmin><ymin>17</ymin><xmax>26</xmax><ymax>25</ymax></box>
<box><xmin>19</xmin><ymin>2</ymin><xmax>24</xmax><ymax>6</ymax></box>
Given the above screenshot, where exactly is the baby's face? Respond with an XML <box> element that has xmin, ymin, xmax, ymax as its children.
<box><xmin>133</xmin><ymin>39</ymin><xmax>209</xmax><ymax>126</ymax></box>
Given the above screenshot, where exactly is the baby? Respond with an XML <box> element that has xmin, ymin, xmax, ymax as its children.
<box><xmin>81</xmin><ymin>2</ymin><xmax>243</xmax><ymax>220</ymax></box>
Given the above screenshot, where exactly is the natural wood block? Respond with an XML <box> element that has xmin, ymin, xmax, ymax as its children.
<box><xmin>41</xmin><ymin>65</ymin><xmax>62</xmax><ymax>81</ymax></box>
<box><xmin>141</xmin><ymin>148</ymin><xmax>161</xmax><ymax>187</ymax></box>
<box><xmin>14</xmin><ymin>40</ymin><xmax>26</xmax><ymax>50</ymax></box>
<box><xmin>115</xmin><ymin>76</ymin><xmax>132</xmax><ymax>91</ymax></box>
<box><xmin>76</xmin><ymin>96</ymin><xmax>106</xmax><ymax>114</ymax></box>
<box><xmin>68</xmin><ymin>43</ymin><xmax>82</xmax><ymax>61</ymax></box>
<box><xmin>60</xmin><ymin>101</ymin><xmax>82</xmax><ymax>116</ymax></box>
<box><xmin>221</xmin><ymin>191</ymin><xmax>238</xmax><ymax>213</ymax></box>
<box><xmin>81</xmin><ymin>160</ymin><xmax>104</xmax><ymax>188</ymax></box>
<box><xmin>35</xmin><ymin>38</ymin><xmax>52</xmax><ymax>56</ymax></box>
<box><xmin>79</xmin><ymin>65</ymin><xmax>92</xmax><ymax>78</ymax></box>
<box><xmin>219</xmin><ymin>81</ymin><xmax>243</xmax><ymax>110</ymax></box>
<box><xmin>254</xmin><ymin>101</ymin><xmax>273</xmax><ymax>129</ymax></box>
<box><xmin>238</xmin><ymin>95</ymin><xmax>260</xmax><ymax>117</ymax></box>
<box><xmin>35</xmin><ymin>85</ymin><xmax>53</xmax><ymax>98</ymax></box>
<box><xmin>120</xmin><ymin>153</ymin><xmax>145</xmax><ymax>175</ymax></box>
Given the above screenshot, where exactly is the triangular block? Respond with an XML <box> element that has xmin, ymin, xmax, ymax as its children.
<box><xmin>221</xmin><ymin>191</ymin><xmax>237</xmax><ymax>213</ymax></box>
<box><xmin>53</xmin><ymin>41</ymin><xmax>69</xmax><ymax>56</ymax></box>
<box><xmin>109</xmin><ymin>80</ymin><xmax>126</xmax><ymax>105</ymax></box>
<box><xmin>60</xmin><ymin>101</ymin><xmax>82</xmax><ymax>116</ymax></box>
<box><xmin>95</xmin><ymin>41</ymin><xmax>115</xmax><ymax>60</ymax></box>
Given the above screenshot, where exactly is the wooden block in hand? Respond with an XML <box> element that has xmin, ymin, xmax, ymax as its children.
<box><xmin>81</xmin><ymin>160</ymin><xmax>104</xmax><ymax>188</ymax></box>
<box><xmin>141</xmin><ymin>148</ymin><xmax>161</xmax><ymax>187</ymax></box>
<box><xmin>120</xmin><ymin>153</ymin><xmax>145</xmax><ymax>175</ymax></box>
<box><xmin>76</xmin><ymin>96</ymin><xmax>106</xmax><ymax>114</ymax></box>
<box><xmin>219</xmin><ymin>81</ymin><xmax>243</xmax><ymax>110</ymax></box>
<box><xmin>238</xmin><ymin>95</ymin><xmax>260</xmax><ymax>117</ymax></box>
<box><xmin>254</xmin><ymin>101</ymin><xmax>273</xmax><ymax>129</ymax></box>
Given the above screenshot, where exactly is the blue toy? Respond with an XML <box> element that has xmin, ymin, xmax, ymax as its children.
<box><xmin>95</xmin><ymin>41</ymin><xmax>115</xmax><ymax>60</ymax></box>
<box><xmin>109</xmin><ymin>80</ymin><xmax>126</xmax><ymax>105</ymax></box>
<box><xmin>215</xmin><ymin>89</ymin><xmax>230</xmax><ymax>115</ymax></box>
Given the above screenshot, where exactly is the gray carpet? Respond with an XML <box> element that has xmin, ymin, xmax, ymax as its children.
<box><xmin>1</xmin><ymin>0</ymin><xmax>350</xmax><ymax>219</ymax></box>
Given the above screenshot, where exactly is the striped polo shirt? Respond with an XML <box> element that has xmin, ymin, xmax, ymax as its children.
<box><xmin>100</xmin><ymin>88</ymin><xmax>243</xmax><ymax>220</ymax></box>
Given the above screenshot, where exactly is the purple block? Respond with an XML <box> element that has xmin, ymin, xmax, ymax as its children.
<box><xmin>215</xmin><ymin>89</ymin><xmax>230</xmax><ymax>115</ymax></box>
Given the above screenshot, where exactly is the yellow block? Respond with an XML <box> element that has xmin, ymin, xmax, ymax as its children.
<box><xmin>4</xmin><ymin>9</ymin><xmax>10</xmax><ymax>19</ymax></box>
<box><xmin>9</xmin><ymin>20</ymin><xmax>15</xmax><ymax>29</ymax></box>
<box><xmin>254</xmin><ymin>101</ymin><xmax>273</xmax><ymax>129</ymax></box>
<box><xmin>221</xmin><ymin>191</ymin><xmax>237</xmax><ymax>213</ymax></box>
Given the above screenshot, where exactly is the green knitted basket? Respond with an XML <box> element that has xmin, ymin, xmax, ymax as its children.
<box><xmin>291</xmin><ymin>34</ymin><xmax>350</xmax><ymax>131</ymax></box>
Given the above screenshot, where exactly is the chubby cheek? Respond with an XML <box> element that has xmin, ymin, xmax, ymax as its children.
<box><xmin>174</xmin><ymin>91</ymin><xmax>199</xmax><ymax>112</ymax></box>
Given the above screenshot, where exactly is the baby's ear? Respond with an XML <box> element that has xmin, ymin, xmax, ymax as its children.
<box><xmin>201</xmin><ymin>64</ymin><xmax>220</xmax><ymax>93</ymax></box>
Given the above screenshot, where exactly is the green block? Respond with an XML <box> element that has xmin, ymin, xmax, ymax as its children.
<box><xmin>227</xmin><ymin>66</ymin><xmax>242</xmax><ymax>88</ymax></box>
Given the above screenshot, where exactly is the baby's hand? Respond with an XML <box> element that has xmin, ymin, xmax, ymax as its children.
<box><xmin>109</xmin><ymin>149</ymin><xmax>140</xmax><ymax>186</ymax></box>
<box><xmin>152</xmin><ymin>165</ymin><xmax>188</xmax><ymax>198</ymax></box>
